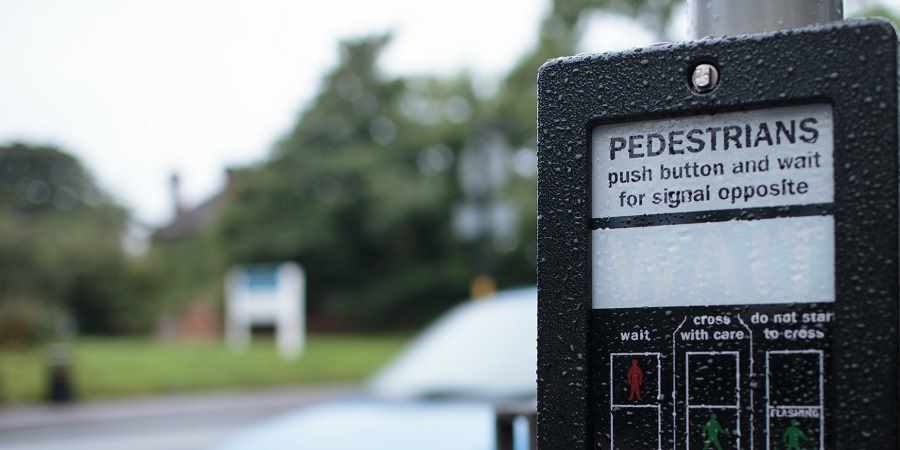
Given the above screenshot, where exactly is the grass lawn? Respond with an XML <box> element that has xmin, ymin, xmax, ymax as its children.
<box><xmin>0</xmin><ymin>335</ymin><xmax>407</xmax><ymax>404</ymax></box>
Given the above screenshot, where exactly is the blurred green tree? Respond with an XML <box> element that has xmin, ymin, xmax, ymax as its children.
<box><xmin>0</xmin><ymin>143</ymin><xmax>149</xmax><ymax>339</ymax></box>
<box><xmin>856</xmin><ymin>5</ymin><xmax>900</xmax><ymax>23</ymax></box>
<box><xmin>217</xmin><ymin>35</ymin><xmax>483</xmax><ymax>328</ymax></box>
<box><xmin>212</xmin><ymin>2</ymin><xmax>679</xmax><ymax>330</ymax></box>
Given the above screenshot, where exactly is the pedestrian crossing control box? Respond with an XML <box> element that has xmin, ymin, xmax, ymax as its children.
<box><xmin>537</xmin><ymin>20</ymin><xmax>900</xmax><ymax>450</ymax></box>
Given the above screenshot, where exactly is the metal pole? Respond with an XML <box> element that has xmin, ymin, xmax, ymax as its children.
<box><xmin>689</xmin><ymin>0</ymin><xmax>844</xmax><ymax>39</ymax></box>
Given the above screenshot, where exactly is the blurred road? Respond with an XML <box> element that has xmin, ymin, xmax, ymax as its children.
<box><xmin>0</xmin><ymin>385</ymin><xmax>355</xmax><ymax>450</ymax></box>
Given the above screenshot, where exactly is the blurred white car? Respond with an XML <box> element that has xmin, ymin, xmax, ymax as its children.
<box><xmin>215</xmin><ymin>287</ymin><xmax>537</xmax><ymax>450</ymax></box>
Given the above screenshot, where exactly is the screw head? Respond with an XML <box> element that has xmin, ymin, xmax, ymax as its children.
<box><xmin>691</xmin><ymin>63</ymin><xmax>719</xmax><ymax>93</ymax></box>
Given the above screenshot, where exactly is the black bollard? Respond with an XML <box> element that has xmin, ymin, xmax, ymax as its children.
<box><xmin>45</xmin><ymin>343</ymin><xmax>75</xmax><ymax>404</ymax></box>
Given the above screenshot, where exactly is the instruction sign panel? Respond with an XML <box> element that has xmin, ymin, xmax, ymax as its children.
<box><xmin>590</xmin><ymin>105</ymin><xmax>834</xmax><ymax>450</ymax></box>
<box><xmin>593</xmin><ymin>104</ymin><xmax>833</xmax><ymax>220</ymax></box>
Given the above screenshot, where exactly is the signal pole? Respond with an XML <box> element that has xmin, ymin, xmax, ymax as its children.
<box><xmin>689</xmin><ymin>0</ymin><xmax>844</xmax><ymax>38</ymax></box>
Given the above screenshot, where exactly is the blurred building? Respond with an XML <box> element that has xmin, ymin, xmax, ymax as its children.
<box><xmin>152</xmin><ymin>169</ymin><xmax>239</xmax><ymax>339</ymax></box>
<box><xmin>153</xmin><ymin>171</ymin><xmax>233</xmax><ymax>241</ymax></box>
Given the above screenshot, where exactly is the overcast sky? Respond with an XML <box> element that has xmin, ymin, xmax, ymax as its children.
<box><xmin>0</xmin><ymin>0</ymin><xmax>892</xmax><ymax>225</ymax></box>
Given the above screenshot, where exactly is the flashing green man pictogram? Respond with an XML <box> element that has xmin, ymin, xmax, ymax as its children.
<box><xmin>702</xmin><ymin>414</ymin><xmax>724</xmax><ymax>450</ymax></box>
<box><xmin>783</xmin><ymin>419</ymin><xmax>808</xmax><ymax>450</ymax></box>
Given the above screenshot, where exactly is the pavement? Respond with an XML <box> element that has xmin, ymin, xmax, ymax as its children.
<box><xmin>0</xmin><ymin>385</ymin><xmax>357</xmax><ymax>450</ymax></box>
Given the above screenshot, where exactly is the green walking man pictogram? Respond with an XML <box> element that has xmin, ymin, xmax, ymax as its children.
<box><xmin>702</xmin><ymin>414</ymin><xmax>724</xmax><ymax>450</ymax></box>
<box><xmin>783</xmin><ymin>419</ymin><xmax>808</xmax><ymax>450</ymax></box>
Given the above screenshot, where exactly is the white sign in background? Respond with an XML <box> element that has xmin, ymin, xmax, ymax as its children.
<box><xmin>591</xmin><ymin>105</ymin><xmax>835</xmax><ymax>309</ymax></box>
<box><xmin>593</xmin><ymin>104</ymin><xmax>833</xmax><ymax>218</ymax></box>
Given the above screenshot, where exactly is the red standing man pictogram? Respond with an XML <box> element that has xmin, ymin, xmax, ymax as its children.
<box><xmin>627</xmin><ymin>358</ymin><xmax>644</xmax><ymax>401</ymax></box>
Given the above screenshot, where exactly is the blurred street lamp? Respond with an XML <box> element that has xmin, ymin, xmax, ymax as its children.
<box><xmin>453</xmin><ymin>132</ymin><xmax>519</xmax><ymax>249</ymax></box>
<box><xmin>453</xmin><ymin>131</ymin><xmax>522</xmax><ymax>294</ymax></box>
